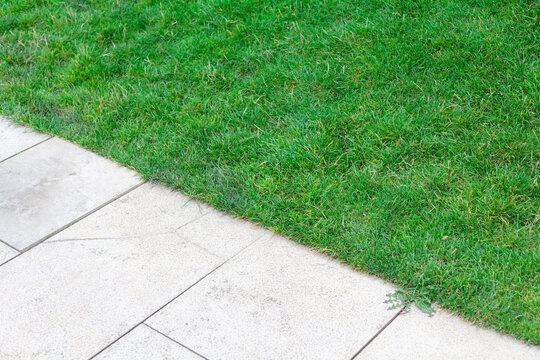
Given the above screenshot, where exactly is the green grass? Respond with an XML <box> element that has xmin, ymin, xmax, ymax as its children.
<box><xmin>1</xmin><ymin>0</ymin><xmax>538</xmax><ymax>344</ymax></box>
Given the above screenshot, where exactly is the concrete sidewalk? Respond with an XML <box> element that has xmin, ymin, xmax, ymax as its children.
<box><xmin>0</xmin><ymin>117</ymin><xmax>537</xmax><ymax>359</ymax></box>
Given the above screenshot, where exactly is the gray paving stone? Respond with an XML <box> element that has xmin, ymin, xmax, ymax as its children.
<box><xmin>0</xmin><ymin>242</ymin><xmax>18</xmax><ymax>265</ymax></box>
<box><xmin>0</xmin><ymin>117</ymin><xmax>50</xmax><ymax>161</ymax></box>
<box><xmin>0</xmin><ymin>137</ymin><xmax>142</xmax><ymax>250</ymax></box>
<box><xmin>94</xmin><ymin>325</ymin><xmax>203</xmax><ymax>360</ymax></box>
<box><xmin>146</xmin><ymin>235</ymin><xmax>398</xmax><ymax>360</ymax></box>
<box><xmin>0</xmin><ymin>184</ymin><xmax>225</xmax><ymax>360</ymax></box>
<box><xmin>359</xmin><ymin>306</ymin><xmax>540</xmax><ymax>360</ymax></box>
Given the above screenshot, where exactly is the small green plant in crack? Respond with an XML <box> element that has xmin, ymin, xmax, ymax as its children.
<box><xmin>386</xmin><ymin>288</ymin><xmax>435</xmax><ymax>316</ymax></box>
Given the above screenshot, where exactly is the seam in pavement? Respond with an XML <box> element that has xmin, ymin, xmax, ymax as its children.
<box><xmin>0</xmin><ymin>136</ymin><xmax>53</xmax><ymax>164</ymax></box>
<box><xmin>0</xmin><ymin>238</ymin><xmax>19</xmax><ymax>253</ymax></box>
<box><xmin>0</xmin><ymin>181</ymin><xmax>147</xmax><ymax>268</ymax></box>
<box><xmin>88</xmin><ymin>234</ymin><xmax>267</xmax><ymax>360</ymax></box>
<box><xmin>0</xmin><ymin>239</ymin><xmax>20</xmax><ymax>266</ymax></box>
<box><xmin>20</xmin><ymin>181</ymin><xmax>147</xmax><ymax>253</ymax></box>
<box><xmin>143</xmin><ymin>323</ymin><xmax>209</xmax><ymax>360</ymax></box>
<box><xmin>349</xmin><ymin>306</ymin><xmax>407</xmax><ymax>360</ymax></box>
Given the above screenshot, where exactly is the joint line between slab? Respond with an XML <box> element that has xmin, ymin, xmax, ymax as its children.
<box><xmin>143</xmin><ymin>323</ymin><xmax>209</xmax><ymax>360</ymax></box>
<box><xmin>88</xmin><ymin>233</ymin><xmax>267</xmax><ymax>360</ymax></box>
<box><xmin>349</xmin><ymin>306</ymin><xmax>407</xmax><ymax>360</ymax></box>
<box><xmin>20</xmin><ymin>180</ymin><xmax>147</xmax><ymax>253</ymax></box>
<box><xmin>0</xmin><ymin>239</ymin><xmax>20</xmax><ymax>267</ymax></box>
<box><xmin>0</xmin><ymin>181</ymin><xmax>146</xmax><ymax>266</ymax></box>
<box><xmin>0</xmin><ymin>136</ymin><xmax>53</xmax><ymax>164</ymax></box>
<box><xmin>0</xmin><ymin>238</ymin><xmax>20</xmax><ymax>253</ymax></box>
<box><xmin>19</xmin><ymin>180</ymin><xmax>147</xmax><ymax>253</ymax></box>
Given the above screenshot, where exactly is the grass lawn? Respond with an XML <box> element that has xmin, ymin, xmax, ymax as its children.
<box><xmin>1</xmin><ymin>0</ymin><xmax>538</xmax><ymax>344</ymax></box>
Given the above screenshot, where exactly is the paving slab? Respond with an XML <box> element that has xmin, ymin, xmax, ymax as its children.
<box><xmin>94</xmin><ymin>325</ymin><xmax>203</xmax><ymax>360</ymax></box>
<box><xmin>146</xmin><ymin>235</ymin><xmax>398</xmax><ymax>360</ymax></box>
<box><xmin>0</xmin><ymin>116</ymin><xmax>50</xmax><ymax>162</ymax></box>
<box><xmin>0</xmin><ymin>137</ymin><xmax>142</xmax><ymax>250</ymax></box>
<box><xmin>0</xmin><ymin>241</ymin><xmax>18</xmax><ymax>265</ymax></box>
<box><xmin>359</xmin><ymin>306</ymin><xmax>540</xmax><ymax>360</ymax></box>
<box><xmin>0</xmin><ymin>183</ymin><xmax>230</xmax><ymax>360</ymax></box>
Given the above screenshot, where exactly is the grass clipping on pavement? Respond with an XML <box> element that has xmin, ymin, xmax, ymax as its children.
<box><xmin>0</xmin><ymin>0</ymin><xmax>538</xmax><ymax>344</ymax></box>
